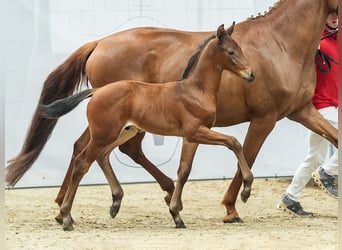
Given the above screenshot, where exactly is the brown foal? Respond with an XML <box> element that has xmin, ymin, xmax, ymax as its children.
<box><xmin>40</xmin><ymin>23</ymin><xmax>254</xmax><ymax>230</ymax></box>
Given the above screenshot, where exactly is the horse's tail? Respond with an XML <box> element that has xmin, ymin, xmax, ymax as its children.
<box><xmin>5</xmin><ymin>41</ymin><xmax>98</xmax><ymax>187</ymax></box>
<box><xmin>40</xmin><ymin>89</ymin><xmax>93</xmax><ymax>119</ymax></box>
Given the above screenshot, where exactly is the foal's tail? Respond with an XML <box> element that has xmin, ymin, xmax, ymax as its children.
<box><xmin>40</xmin><ymin>89</ymin><xmax>93</xmax><ymax>119</ymax></box>
<box><xmin>5</xmin><ymin>41</ymin><xmax>98</xmax><ymax>187</ymax></box>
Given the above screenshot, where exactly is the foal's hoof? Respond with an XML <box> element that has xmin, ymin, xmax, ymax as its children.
<box><xmin>175</xmin><ymin>221</ymin><xmax>186</xmax><ymax>229</ymax></box>
<box><xmin>223</xmin><ymin>215</ymin><xmax>244</xmax><ymax>223</ymax></box>
<box><xmin>240</xmin><ymin>190</ymin><xmax>251</xmax><ymax>203</ymax></box>
<box><xmin>63</xmin><ymin>223</ymin><xmax>74</xmax><ymax>231</ymax></box>
<box><xmin>62</xmin><ymin>215</ymin><xmax>75</xmax><ymax>231</ymax></box>
<box><xmin>109</xmin><ymin>204</ymin><xmax>120</xmax><ymax>219</ymax></box>
<box><xmin>56</xmin><ymin>214</ymin><xmax>74</xmax><ymax>225</ymax></box>
<box><xmin>164</xmin><ymin>194</ymin><xmax>172</xmax><ymax>206</ymax></box>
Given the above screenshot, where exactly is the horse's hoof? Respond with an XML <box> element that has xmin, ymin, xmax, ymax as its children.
<box><xmin>223</xmin><ymin>216</ymin><xmax>244</xmax><ymax>223</ymax></box>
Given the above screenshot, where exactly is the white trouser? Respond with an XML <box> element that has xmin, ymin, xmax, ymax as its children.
<box><xmin>286</xmin><ymin>106</ymin><xmax>338</xmax><ymax>201</ymax></box>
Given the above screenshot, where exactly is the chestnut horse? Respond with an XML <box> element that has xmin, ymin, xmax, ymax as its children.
<box><xmin>6</xmin><ymin>0</ymin><xmax>338</xmax><ymax>224</ymax></box>
<box><xmin>40</xmin><ymin>24</ymin><xmax>254</xmax><ymax>230</ymax></box>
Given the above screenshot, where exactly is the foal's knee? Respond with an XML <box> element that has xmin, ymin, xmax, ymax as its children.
<box><xmin>227</xmin><ymin>137</ymin><xmax>243</xmax><ymax>152</ymax></box>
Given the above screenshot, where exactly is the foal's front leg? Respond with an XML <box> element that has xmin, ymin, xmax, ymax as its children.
<box><xmin>168</xmin><ymin>139</ymin><xmax>199</xmax><ymax>228</ymax></box>
<box><xmin>190</xmin><ymin>126</ymin><xmax>254</xmax><ymax>201</ymax></box>
<box><xmin>222</xmin><ymin>118</ymin><xmax>275</xmax><ymax>223</ymax></box>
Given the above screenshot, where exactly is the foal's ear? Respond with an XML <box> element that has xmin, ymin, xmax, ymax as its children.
<box><xmin>217</xmin><ymin>24</ymin><xmax>226</xmax><ymax>43</ymax></box>
<box><xmin>226</xmin><ymin>21</ymin><xmax>235</xmax><ymax>36</ymax></box>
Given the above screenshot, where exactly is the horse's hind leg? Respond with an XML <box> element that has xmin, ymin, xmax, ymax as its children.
<box><xmin>96</xmin><ymin>152</ymin><xmax>123</xmax><ymax>219</ymax></box>
<box><xmin>119</xmin><ymin>132</ymin><xmax>175</xmax><ymax>205</ymax></box>
<box><xmin>168</xmin><ymin>139</ymin><xmax>198</xmax><ymax>228</ymax></box>
<box><xmin>288</xmin><ymin>104</ymin><xmax>337</xmax><ymax>147</ymax></box>
<box><xmin>55</xmin><ymin>127</ymin><xmax>90</xmax><ymax>224</ymax></box>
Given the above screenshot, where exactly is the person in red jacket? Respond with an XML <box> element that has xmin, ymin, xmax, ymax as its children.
<box><xmin>278</xmin><ymin>12</ymin><xmax>338</xmax><ymax>216</ymax></box>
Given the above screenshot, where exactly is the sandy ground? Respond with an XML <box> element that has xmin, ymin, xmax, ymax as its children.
<box><xmin>5</xmin><ymin>178</ymin><xmax>338</xmax><ymax>250</ymax></box>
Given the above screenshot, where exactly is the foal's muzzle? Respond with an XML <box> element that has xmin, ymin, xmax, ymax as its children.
<box><xmin>243</xmin><ymin>71</ymin><xmax>255</xmax><ymax>83</ymax></box>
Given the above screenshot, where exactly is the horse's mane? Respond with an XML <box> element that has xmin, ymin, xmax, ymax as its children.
<box><xmin>180</xmin><ymin>0</ymin><xmax>286</xmax><ymax>80</ymax></box>
<box><xmin>248</xmin><ymin>0</ymin><xmax>285</xmax><ymax>20</ymax></box>
<box><xmin>180</xmin><ymin>34</ymin><xmax>216</xmax><ymax>80</ymax></box>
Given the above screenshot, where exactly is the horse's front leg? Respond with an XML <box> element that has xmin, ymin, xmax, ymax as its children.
<box><xmin>222</xmin><ymin>118</ymin><xmax>275</xmax><ymax>223</ymax></box>
<box><xmin>55</xmin><ymin>127</ymin><xmax>90</xmax><ymax>225</ymax></box>
<box><xmin>96</xmin><ymin>152</ymin><xmax>124</xmax><ymax>219</ymax></box>
<box><xmin>168</xmin><ymin>139</ymin><xmax>198</xmax><ymax>228</ymax></box>
<box><xmin>119</xmin><ymin>132</ymin><xmax>175</xmax><ymax>205</ymax></box>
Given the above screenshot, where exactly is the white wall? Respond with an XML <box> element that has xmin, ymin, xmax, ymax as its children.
<box><xmin>5</xmin><ymin>0</ymin><xmax>311</xmax><ymax>187</ymax></box>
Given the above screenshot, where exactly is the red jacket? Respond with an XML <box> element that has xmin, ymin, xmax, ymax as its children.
<box><xmin>312</xmin><ymin>30</ymin><xmax>338</xmax><ymax>109</ymax></box>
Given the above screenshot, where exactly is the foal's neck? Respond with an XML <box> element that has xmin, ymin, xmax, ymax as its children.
<box><xmin>185</xmin><ymin>40</ymin><xmax>223</xmax><ymax>95</ymax></box>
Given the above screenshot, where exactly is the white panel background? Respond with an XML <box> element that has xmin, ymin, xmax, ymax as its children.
<box><xmin>4</xmin><ymin>0</ymin><xmax>313</xmax><ymax>188</ymax></box>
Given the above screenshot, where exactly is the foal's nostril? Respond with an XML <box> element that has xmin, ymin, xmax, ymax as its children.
<box><xmin>248</xmin><ymin>72</ymin><xmax>255</xmax><ymax>82</ymax></box>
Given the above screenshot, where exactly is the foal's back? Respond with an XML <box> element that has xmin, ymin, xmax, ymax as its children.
<box><xmin>89</xmin><ymin>80</ymin><xmax>191</xmax><ymax>136</ymax></box>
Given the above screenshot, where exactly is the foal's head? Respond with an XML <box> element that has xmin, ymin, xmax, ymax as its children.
<box><xmin>216</xmin><ymin>23</ymin><xmax>255</xmax><ymax>82</ymax></box>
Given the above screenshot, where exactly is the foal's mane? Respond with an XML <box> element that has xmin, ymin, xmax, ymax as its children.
<box><xmin>180</xmin><ymin>34</ymin><xmax>216</xmax><ymax>80</ymax></box>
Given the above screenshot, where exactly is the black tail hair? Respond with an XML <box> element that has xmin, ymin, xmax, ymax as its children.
<box><xmin>40</xmin><ymin>89</ymin><xmax>93</xmax><ymax>119</ymax></box>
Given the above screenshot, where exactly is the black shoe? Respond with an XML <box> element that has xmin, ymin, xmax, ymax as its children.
<box><xmin>312</xmin><ymin>167</ymin><xmax>338</xmax><ymax>198</ymax></box>
<box><xmin>277</xmin><ymin>194</ymin><xmax>313</xmax><ymax>216</ymax></box>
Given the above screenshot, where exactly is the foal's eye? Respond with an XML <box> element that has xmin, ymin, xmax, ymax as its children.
<box><xmin>228</xmin><ymin>50</ymin><xmax>234</xmax><ymax>56</ymax></box>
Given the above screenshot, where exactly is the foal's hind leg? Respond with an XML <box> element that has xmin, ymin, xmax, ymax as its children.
<box><xmin>96</xmin><ymin>152</ymin><xmax>124</xmax><ymax>219</ymax></box>
<box><xmin>60</xmin><ymin>141</ymin><xmax>102</xmax><ymax>231</ymax></box>
<box><xmin>55</xmin><ymin>127</ymin><xmax>90</xmax><ymax>224</ymax></box>
<box><xmin>119</xmin><ymin>132</ymin><xmax>175</xmax><ymax>205</ymax></box>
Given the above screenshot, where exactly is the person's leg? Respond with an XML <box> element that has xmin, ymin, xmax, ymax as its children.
<box><xmin>286</xmin><ymin>131</ymin><xmax>329</xmax><ymax>200</ymax></box>
<box><xmin>312</xmin><ymin>107</ymin><xmax>338</xmax><ymax>198</ymax></box>
<box><xmin>312</xmin><ymin>150</ymin><xmax>338</xmax><ymax>198</ymax></box>
<box><xmin>322</xmin><ymin>150</ymin><xmax>338</xmax><ymax>176</ymax></box>
<box><xmin>278</xmin><ymin>130</ymin><xmax>329</xmax><ymax>215</ymax></box>
<box><xmin>320</xmin><ymin>107</ymin><xmax>338</xmax><ymax>175</ymax></box>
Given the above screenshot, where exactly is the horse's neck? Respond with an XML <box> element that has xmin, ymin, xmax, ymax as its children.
<box><xmin>186</xmin><ymin>42</ymin><xmax>223</xmax><ymax>94</ymax></box>
<box><xmin>250</xmin><ymin>0</ymin><xmax>331</xmax><ymax>57</ymax></box>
